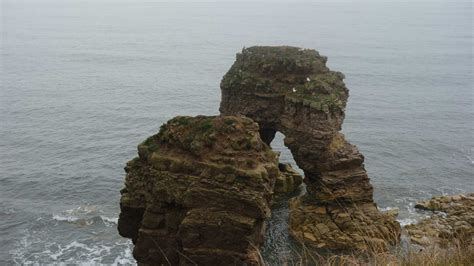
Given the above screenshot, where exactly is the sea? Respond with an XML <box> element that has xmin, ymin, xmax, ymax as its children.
<box><xmin>1</xmin><ymin>0</ymin><xmax>472</xmax><ymax>264</ymax></box>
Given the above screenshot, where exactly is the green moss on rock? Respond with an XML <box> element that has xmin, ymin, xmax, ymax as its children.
<box><xmin>221</xmin><ymin>46</ymin><xmax>348</xmax><ymax>113</ymax></box>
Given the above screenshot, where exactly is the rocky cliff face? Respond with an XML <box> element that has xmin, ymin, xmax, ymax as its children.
<box><xmin>118</xmin><ymin>115</ymin><xmax>280</xmax><ymax>265</ymax></box>
<box><xmin>220</xmin><ymin>46</ymin><xmax>400</xmax><ymax>250</ymax></box>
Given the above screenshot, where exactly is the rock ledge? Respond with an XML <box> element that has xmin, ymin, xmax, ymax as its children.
<box><xmin>406</xmin><ymin>193</ymin><xmax>474</xmax><ymax>249</ymax></box>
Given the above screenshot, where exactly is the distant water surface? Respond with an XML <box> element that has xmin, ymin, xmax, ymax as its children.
<box><xmin>1</xmin><ymin>1</ymin><xmax>472</xmax><ymax>264</ymax></box>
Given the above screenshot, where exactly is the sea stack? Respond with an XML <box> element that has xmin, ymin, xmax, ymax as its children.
<box><xmin>118</xmin><ymin>115</ymin><xmax>280</xmax><ymax>265</ymax></box>
<box><xmin>220</xmin><ymin>46</ymin><xmax>400</xmax><ymax>250</ymax></box>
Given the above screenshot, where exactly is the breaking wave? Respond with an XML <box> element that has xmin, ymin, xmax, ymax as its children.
<box><xmin>51</xmin><ymin>205</ymin><xmax>118</xmax><ymax>227</ymax></box>
<box><xmin>11</xmin><ymin>205</ymin><xmax>134</xmax><ymax>265</ymax></box>
<box><xmin>12</xmin><ymin>236</ymin><xmax>134</xmax><ymax>265</ymax></box>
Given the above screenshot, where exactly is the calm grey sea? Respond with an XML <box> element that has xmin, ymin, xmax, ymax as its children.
<box><xmin>1</xmin><ymin>0</ymin><xmax>472</xmax><ymax>264</ymax></box>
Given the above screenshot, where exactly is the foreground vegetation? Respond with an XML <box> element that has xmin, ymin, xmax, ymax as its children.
<box><xmin>259</xmin><ymin>239</ymin><xmax>474</xmax><ymax>265</ymax></box>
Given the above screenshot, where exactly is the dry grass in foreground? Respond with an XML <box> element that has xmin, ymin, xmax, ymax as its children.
<box><xmin>259</xmin><ymin>242</ymin><xmax>474</xmax><ymax>266</ymax></box>
<box><xmin>266</xmin><ymin>193</ymin><xmax>474</xmax><ymax>266</ymax></box>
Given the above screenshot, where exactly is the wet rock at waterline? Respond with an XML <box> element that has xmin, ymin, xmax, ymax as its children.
<box><xmin>118</xmin><ymin>116</ymin><xmax>280</xmax><ymax>265</ymax></box>
<box><xmin>220</xmin><ymin>46</ymin><xmax>401</xmax><ymax>250</ymax></box>
<box><xmin>406</xmin><ymin>193</ymin><xmax>474</xmax><ymax>248</ymax></box>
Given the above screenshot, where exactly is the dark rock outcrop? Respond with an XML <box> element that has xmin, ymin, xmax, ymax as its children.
<box><xmin>406</xmin><ymin>194</ymin><xmax>474</xmax><ymax>248</ymax></box>
<box><xmin>118</xmin><ymin>115</ymin><xmax>280</xmax><ymax>265</ymax></box>
<box><xmin>220</xmin><ymin>46</ymin><xmax>400</xmax><ymax>250</ymax></box>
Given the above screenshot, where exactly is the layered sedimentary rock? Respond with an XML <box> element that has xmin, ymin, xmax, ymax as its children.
<box><xmin>220</xmin><ymin>46</ymin><xmax>400</xmax><ymax>250</ymax></box>
<box><xmin>274</xmin><ymin>163</ymin><xmax>303</xmax><ymax>193</ymax></box>
<box><xmin>118</xmin><ymin>115</ymin><xmax>280</xmax><ymax>265</ymax></box>
<box><xmin>406</xmin><ymin>194</ymin><xmax>474</xmax><ymax>248</ymax></box>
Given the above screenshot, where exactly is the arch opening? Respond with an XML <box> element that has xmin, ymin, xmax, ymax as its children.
<box><xmin>260</xmin><ymin>131</ymin><xmax>305</xmax><ymax>264</ymax></box>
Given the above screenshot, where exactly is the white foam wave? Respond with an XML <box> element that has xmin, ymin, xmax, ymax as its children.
<box><xmin>398</xmin><ymin>218</ymin><xmax>418</xmax><ymax>226</ymax></box>
<box><xmin>101</xmin><ymin>216</ymin><xmax>118</xmax><ymax>225</ymax></box>
<box><xmin>52</xmin><ymin>214</ymin><xmax>95</xmax><ymax>226</ymax></box>
<box><xmin>112</xmin><ymin>245</ymin><xmax>134</xmax><ymax>265</ymax></box>
<box><xmin>64</xmin><ymin>205</ymin><xmax>99</xmax><ymax>215</ymax></box>
<box><xmin>378</xmin><ymin>206</ymin><xmax>396</xmax><ymax>212</ymax></box>
<box><xmin>12</xmin><ymin>205</ymin><xmax>133</xmax><ymax>265</ymax></box>
<box><xmin>52</xmin><ymin>214</ymin><xmax>80</xmax><ymax>223</ymax></box>
<box><xmin>12</xmin><ymin>233</ymin><xmax>135</xmax><ymax>265</ymax></box>
<box><xmin>52</xmin><ymin>205</ymin><xmax>103</xmax><ymax>225</ymax></box>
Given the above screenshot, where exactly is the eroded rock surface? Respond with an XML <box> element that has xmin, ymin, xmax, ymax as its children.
<box><xmin>118</xmin><ymin>115</ymin><xmax>280</xmax><ymax>265</ymax></box>
<box><xmin>220</xmin><ymin>46</ymin><xmax>400</xmax><ymax>250</ymax></box>
<box><xmin>274</xmin><ymin>163</ymin><xmax>303</xmax><ymax>193</ymax></box>
<box><xmin>406</xmin><ymin>194</ymin><xmax>474</xmax><ymax>249</ymax></box>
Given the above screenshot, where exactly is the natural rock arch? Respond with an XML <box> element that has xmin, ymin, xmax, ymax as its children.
<box><xmin>118</xmin><ymin>46</ymin><xmax>401</xmax><ymax>266</ymax></box>
<box><xmin>220</xmin><ymin>46</ymin><xmax>400</xmax><ymax>250</ymax></box>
